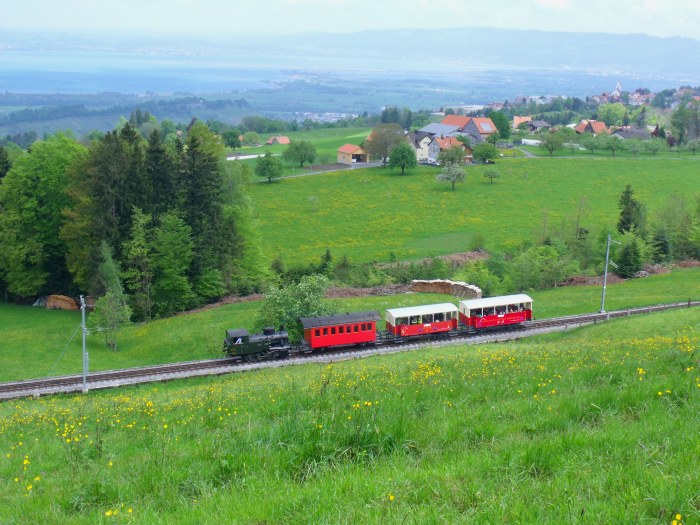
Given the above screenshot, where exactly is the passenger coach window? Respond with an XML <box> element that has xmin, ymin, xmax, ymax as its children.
<box><xmin>354</xmin><ymin>325</ymin><xmax>359</xmax><ymax>333</ymax></box>
<box><xmin>315</xmin><ymin>329</ymin><xmax>320</xmax><ymax>337</ymax></box>
<box><xmin>434</xmin><ymin>313</ymin><xmax>444</xmax><ymax>322</ymax></box>
<box><xmin>331</xmin><ymin>327</ymin><xmax>336</xmax><ymax>335</ymax></box>
<box><xmin>323</xmin><ymin>328</ymin><xmax>328</xmax><ymax>335</ymax></box>
<box><xmin>339</xmin><ymin>326</ymin><xmax>344</xmax><ymax>334</ymax></box>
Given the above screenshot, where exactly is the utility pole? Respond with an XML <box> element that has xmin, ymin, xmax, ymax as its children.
<box><xmin>600</xmin><ymin>235</ymin><xmax>620</xmax><ymax>313</ymax></box>
<box><xmin>80</xmin><ymin>295</ymin><xmax>89</xmax><ymax>393</ymax></box>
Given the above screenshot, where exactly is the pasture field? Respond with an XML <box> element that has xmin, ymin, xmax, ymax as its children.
<box><xmin>0</xmin><ymin>309</ymin><xmax>697</xmax><ymax>524</ymax></box>
<box><xmin>248</xmin><ymin>157</ymin><xmax>700</xmax><ymax>266</ymax></box>
<box><xmin>231</xmin><ymin>126</ymin><xmax>372</xmax><ymax>178</ymax></box>
<box><xmin>0</xmin><ymin>267</ymin><xmax>697</xmax><ymax>383</ymax></box>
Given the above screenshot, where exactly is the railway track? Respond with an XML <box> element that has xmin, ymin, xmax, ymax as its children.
<box><xmin>1</xmin><ymin>300</ymin><xmax>697</xmax><ymax>401</ymax></box>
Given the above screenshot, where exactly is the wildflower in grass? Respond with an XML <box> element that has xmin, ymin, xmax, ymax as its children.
<box><xmin>108</xmin><ymin>460</ymin><xmax>113</xmax><ymax>468</ymax></box>
<box><xmin>388</xmin><ymin>493</ymin><xmax>395</xmax><ymax>501</ymax></box>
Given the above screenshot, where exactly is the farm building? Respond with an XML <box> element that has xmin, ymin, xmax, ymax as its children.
<box><xmin>337</xmin><ymin>144</ymin><xmax>369</xmax><ymax>164</ymax></box>
<box><xmin>266</xmin><ymin>135</ymin><xmax>291</xmax><ymax>145</ymax></box>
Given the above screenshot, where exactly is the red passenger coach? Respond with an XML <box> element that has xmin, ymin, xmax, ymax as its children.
<box><xmin>458</xmin><ymin>294</ymin><xmax>533</xmax><ymax>330</ymax></box>
<box><xmin>385</xmin><ymin>303</ymin><xmax>458</xmax><ymax>338</ymax></box>
<box><xmin>299</xmin><ymin>311</ymin><xmax>381</xmax><ymax>350</ymax></box>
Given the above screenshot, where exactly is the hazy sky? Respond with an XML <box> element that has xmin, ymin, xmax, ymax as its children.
<box><xmin>2</xmin><ymin>0</ymin><xmax>698</xmax><ymax>40</ymax></box>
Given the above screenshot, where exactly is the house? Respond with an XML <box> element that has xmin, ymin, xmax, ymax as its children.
<box><xmin>574</xmin><ymin>120</ymin><xmax>609</xmax><ymax>135</ymax></box>
<box><xmin>266</xmin><ymin>135</ymin><xmax>291</xmax><ymax>145</ymax></box>
<box><xmin>439</xmin><ymin>115</ymin><xmax>498</xmax><ymax>144</ymax></box>
<box><xmin>428</xmin><ymin>136</ymin><xmax>473</xmax><ymax>163</ymax></box>
<box><xmin>513</xmin><ymin>116</ymin><xmax>532</xmax><ymax>129</ymax></box>
<box><xmin>406</xmin><ymin>131</ymin><xmax>433</xmax><ymax>162</ymax></box>
<box><xmin>337</xmin><ymin>144</ymin><xmax>368</xmax><ymax>164</ymax></box>
<box><xmin>527</xmin><ymin>120</ymin><xmax>551</xmax><ymax>132</ymax></box>
<box><xmin>611</xmin><ymin>127</ymin><xmax>651</xmax><ymax>140</ymax></box>
<box><xmin>418</xmin><ymin>122</ymin><xmax>462</xmax><ymax>137</ymax></box>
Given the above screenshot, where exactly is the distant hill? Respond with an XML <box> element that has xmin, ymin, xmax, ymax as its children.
<box><xmin>271</xmin><ymin>27</ymin><xmax>700</xmax><ymax>82</ymax></box>
<box><xmin>1</xmin><ymin>27</ymin><xmax>699</xmax><ymax>134</ymax></box>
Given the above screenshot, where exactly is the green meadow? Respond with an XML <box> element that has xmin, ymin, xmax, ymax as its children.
<box><xmin>0</xmin><ymin>308</ymin><xmax>697</xmax><ymax>523</ymax></box>
<box><xmin>249</xmin><ymin>157</ymin><xmax>700</xmax><ymax>265</ymax></box>
<box><xmin>1</xmin><ymin>267</ymin><xmax>697</xmax><ymax>383</ymax></box>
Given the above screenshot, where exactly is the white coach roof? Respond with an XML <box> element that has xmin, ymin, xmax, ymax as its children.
<box><xmin>459</xmin><ymin>294</ymin><xmax>533</xmax><ymax>312</ymax></box>
<box><xmin>386</xmin><ymin>303</ymin><xmax>457</xmax><ymax>322</ymax></box>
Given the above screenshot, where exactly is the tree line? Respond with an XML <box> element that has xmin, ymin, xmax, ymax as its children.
<box><xmin>0</xmin><ymin>119</ymin><xmax>265</xmax><ymax>320</ymax></box>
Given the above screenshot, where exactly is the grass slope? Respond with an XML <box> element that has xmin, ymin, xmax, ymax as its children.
<box><xmin>0</xmin><ymin>268</ymin><xmax>697</xmax><ymax>383</ymax></box>
<box><xmin>248</xmin><ymin>157</ymin><xmax>700</xmax><ymax>265</ymax></box>
<box><xmin>0</xmin><ymin>309</ymin><xmax>697</xmax><ymax>524</ymax></box>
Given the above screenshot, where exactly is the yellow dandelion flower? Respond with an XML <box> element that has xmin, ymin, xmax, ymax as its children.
<box><xmin>105</xmin><ymin>510</ymin><xmax>113</xmax><ymax>517</ymax></box>
<box><xmin>676</xmin><ymin>514</ymin><xmax>682</xmax><ymax>520</ymax></box>
<box><xmin>26</xmin><ymin>485</ymin><xmax>32</xmax><ymax>491</ymax></box>
<box><xmin>128</xmin><ymin>508</ymin><xmax>133</xmax><ymax>514</ymax></box>
<box><xmin>33</xmin><ymin>476</ymin><xmax>40</xmax><ymax>481</ymax></box>
<box><xmin>108</xmin><ymin>461</ymin><xmax>113</xmax><ymax>468</ymax></box>
<box><xmin>389</xmin><ymin>493</ymin><xmax>395</xmax><ymax>501</ymax></box>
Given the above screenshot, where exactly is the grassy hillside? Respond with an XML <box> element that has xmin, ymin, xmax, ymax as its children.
<box><xmin>248</xmin><ymin>157</ymin><xmax>700</xmax><ymax>265</ymax></box>
<box><xmin>0</xmin><ymin>267</ymin><xmax>697</xmax><ymax>383</ymax></box>
<box><xmin>0</xmin><ymin>308</ymin><xmax>697</xmax><ymax>524</ymax></box>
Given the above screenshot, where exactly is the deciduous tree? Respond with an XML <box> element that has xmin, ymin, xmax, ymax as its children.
<box><xmin>388</xmin><ymin>141</ymin><xmax>417</xmax><ymax>175</ymax></box>
<box><xmin>255</xmin><ymin>151</ymin><xmax>283</xmax><ymax>183</ymax></box>
<box><xmin>438</xmin><ymin>145</ymin><xmax>465</xmax><ymax>166</ymax></box>
<box><xmin>254</xmin><ymin>274</ymin><xmax>337</xmax><ymax>342</ymax></box>
<box><xmin>473</xmin><ymin>143</ymin><xmax>498</xmax><ymax>164</ymax></box>
<box><xmin>364</xmin><ymin>124</ymin><xmax>403</xmax><ymax>166</ymax></box>
<box><xmin>0</xmin><ymin>133</ymin><xmax>86</xmax><ymax>296</ymax></box>
<box><xmin>436</xmin><ymin>163</ymin><xmax>466</xmax><ymax>191</ymax></box>
<box><xmin>283</xmin><ymin>140</ymin><xmax>316</xmax><ymax>168</ymax></box>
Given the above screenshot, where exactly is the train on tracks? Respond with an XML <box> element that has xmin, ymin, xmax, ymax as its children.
<box><xmin>223</xmin><ymin>294</ymin><xmax>533</xmax><ymax>360</ymax></box>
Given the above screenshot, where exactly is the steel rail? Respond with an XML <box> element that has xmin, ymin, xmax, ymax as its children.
<box><xmin>1</xmin><ymin>300</ymin><xmax>696</xmax><ymax>401</ymax></box>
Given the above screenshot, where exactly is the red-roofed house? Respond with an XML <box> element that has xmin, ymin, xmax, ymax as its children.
<box><xmin>337</xmin><ymin>144</ymin><xmax>368</xmax><ymax>164</ymax></box>
<box><xmin>440</xmin><ymin>115</ymin><xmax>498</xmax><ymax>144</ymax></box>
<box><xmin>441</xmin><ymin>114</ymin><xmax>472</xmax><ymax>129</ymax></box>
<box><xmin>513</xmin><ymin>116</ymin><xmax>532</xmax><ymax>129</ymax></box>
<box><xmin>574</xmin><ymin>120</ymin><xmax>609</xmax><ymax>135</ymax></box>
<box><xmin>428</xmin><ymin>136</ymin><xmax>473</xmax><ymax>163</ymax></box>
<box><xmin>266</xmin><ymin>135</ymin><xmax>291</xmax><ymax>145</ymax></box>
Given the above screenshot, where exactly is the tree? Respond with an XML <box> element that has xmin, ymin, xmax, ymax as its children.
<box><xmin>615</xmin><ymin>235</ymin><xmax>642</xmax><ymax>278</ymax></box>
<box><xmin>0</xmin><ymin>133</ymin><xmax>87</xmax><ymax>296</ymax></box>
<box><xmin>151</xmin><ymin>213</ymin><xmax>195</xmax><ymax>316</ymax></box>
<box><xmin>222</xmin><ymin>130</ymin><xmax>242</xmax><ymax>149</ymax></box>
<box><xmin>0</xmin><ymin>146</ymin><xmax>10</xmax><ymax>180</ymax></box>
<box><xmin>489</xmin><ymin>111</ymin><xmax>511</xmax><ymax>139</ymax></box>
<box><xmin>364</xmin><ymin>124</ymin><xmax>403</xmax><ymax>166</ymax></box>
<box><xmin>179</xmin><ymin>122</ymin><xmax>226</xmax><ymax>290</ymax></box>
<box><xmin>121</xmin><ymin>207</ymin><xmax>154</xmax><ymax>321</ymax></box>
<box><xmin>473</xmin><ymin>143</ymin><xmax>498</xmax><ymax>164</ymax></box>
<box><xmin>602</xmin><ymin>135</ymin><xmax>625</xmax><ymax>156</ymax></box>
<box><xmin>580</xmin><ymin>134</ymin><xmax>599</xmax><ymax>154</ymax></box>
<box><xmin>597</xmin><ymin>103</ymin><xmax>626</xmax><ymax>126</ymax></box>
<box><xmin>437</xmin><ymin>145</ymin><xmax>465</xmax><ymax>167</ymax></box>
<box><xmin>436</xmin><ymin>163</ymin><xmax>466</xmax><ymax>191</ymax></box>
<box><xmin>88</xmin><ymin>241</ymin><xmax>131</xmax><ymax>351</ymax></box>
<box><xmin>388</xmin><ymin>141</ymin><xmax>417</xmax><ymax>175</ymax></box>
<box><xmin>254</xmin><ymin>274</ymin><xmax>337</xmax><ymax>343</ymax></box>
<box><xmin>145</xmin><ymin>129</ymin><xmax>175</xmax><ymax>221</ymax></box>
<box><xmin>617</xmin><ymin>184</ymin><xmax>646</xmax><ymax>237</ymax></box>
<box><xmin>540</xmin><ymin>133</ymin><xmax>563</xmax><ymax>157</ymax></box>
<box><xmin>242</xmin><ymin>131</ymin><xmax>260</xmax><ymax>146</ymax></box>
<box><xmin>255</xmin><ymin>151</ymin><xmax>283</xmax><ymax>183</ymax></box>
<box><xmin>644</xmin><ymin>139</ymin><xmax>663</xmax><ymax>156</ymax></box>
<box><xmin>282</xmin><ymin>140</ymin><xmax>316</xmax><ymax>168</ymax></box>
<box><xmin>484</xmin><ymin>168</ymin><xmax>501</xmax><ymax>185</ymax></box>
